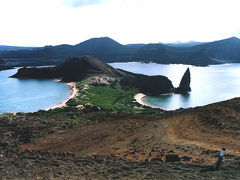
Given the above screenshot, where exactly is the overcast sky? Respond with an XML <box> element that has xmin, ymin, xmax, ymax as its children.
<box><xmin>0</xmin><ymin>0</ymin><xmax>240</xmax><ymax>46</ymax></box>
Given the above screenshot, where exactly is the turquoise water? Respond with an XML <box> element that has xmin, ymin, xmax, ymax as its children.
<box><xmin>2</xmin><ymin>63</ymin><xmax>240</xmax><ymax>113</ymax></box>
<box><xmin>0</xmin><ymin>68</ymin><xmax>71</xmax><ymax>113</ymax></box>
<box><xmin>109</xmin><ymin>62</ymin><xmax>240</xmax><ymax>110</ymax></box>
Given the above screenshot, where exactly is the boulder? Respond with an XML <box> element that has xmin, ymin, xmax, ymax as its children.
<box><xmin>181</xmin><ymin>156</ymin><xmax>192</xmax><ymax>161</ymax></box>
<box><xmin>162</xmin><ymin>154</ymin><xmax>180</xmax><ymax>162</ymax></box>
<box><xmin>151</xmin><ymin>156</ymin><xmax>163</xmax><ymax>162</ymax></box>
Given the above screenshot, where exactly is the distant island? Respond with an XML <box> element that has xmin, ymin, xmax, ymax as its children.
<box><xmin>11</xmin><ymin>55</ymin><xmax>191</xmax><ymax>95</ymax></box>
<box><xmin>1</xmin><ymin>36</ymin><xmax>240</xmax><ymax>67</ymax></box>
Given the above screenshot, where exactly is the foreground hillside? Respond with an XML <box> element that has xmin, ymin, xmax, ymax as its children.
<box><xmin>1</xmin><ymin>77</ymin><xmax>240</xmax><ymax>179</ymax></box>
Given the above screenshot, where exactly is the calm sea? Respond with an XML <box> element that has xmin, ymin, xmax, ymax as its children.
<box><xmin>109</xmin><ymin>62</ymin><xmax>240</xmax><ymax>110</ymax></box>
<box><xmin>1</xmin><ymin>63</ymin><xmax>240</xmax><ymax>113</ymax></box>
<box><xmin>0</xmin><ymin>68</ymin><xmax>71</xmax><ymax>114</ymax></box>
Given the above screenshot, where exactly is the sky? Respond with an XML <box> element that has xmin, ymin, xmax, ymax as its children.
<box><xmin>0</xmin><ymin>0</ymin><xmax>240</xmax><ymax>46</ymax></box>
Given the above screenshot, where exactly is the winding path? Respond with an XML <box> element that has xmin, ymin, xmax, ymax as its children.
<box><xmin>20</xmin><ymin>98</ymin><xmax>240</xmax><ymax>164</ymax></box>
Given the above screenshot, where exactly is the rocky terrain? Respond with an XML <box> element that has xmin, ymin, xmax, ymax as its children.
<box><xmin>1</xmin><ymin>96</ymin><xmax>240</xmax><ymax>179</ymax></box>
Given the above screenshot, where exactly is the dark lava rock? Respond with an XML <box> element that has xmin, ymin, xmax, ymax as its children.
<box><xmin>181</xmin><ymin>156</ymin><xmax>192</xmax><ymax>161</ymax></box>
<box><xmin>175</xmin><ymin>68</ymin><xmax>191</xmax><ymax>94</ymax></box>
<box><xmin>151</xmin><ymin>155</ymin><xmax>163</xmax><ymax>162</ymax></box>
<box><xmin>11</xmin><ymin>55</ymin><xmax>124</xmax><ymax>81</ymax></box>
<box><xmin>56</xmin><ymin>55</ymin><xmax>123</xmax><ymax>81</ymax></box>
<box><xmin>167</xmin><ymin>150</ymin><xmax>175</xmax><ymax>153</ymax></box>
<box><xmin>120</xmin><ymin>75</ymin><xmax>174</xmax><ymax>95</ymax></box>
<box><xmin>0</xmin><ymin>142</ymin><xmax>8</xmax><ymax>149</ymax></box>
<box><xmin>0</xmin><ymin>59</ymin><xmax>5</xmax><ymax>64</ymax></box>
<box><xmin>11</xmin><ymin>67</ymin><xmax>57</xmax><ymax>79</ymax></box>
<box><xmin>164</xmin><ymin>154</ymin><xmax>180</xmax><ymax>162</ymax></box>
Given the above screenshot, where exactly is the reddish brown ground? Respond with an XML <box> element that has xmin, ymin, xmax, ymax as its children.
<box><xmin>19</xmin><ymin>98</ymin><xmax>240</xmax><ymax>165</ymax></box>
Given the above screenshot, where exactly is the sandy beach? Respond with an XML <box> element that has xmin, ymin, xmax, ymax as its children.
<box><xmin>134</xmin><ymin>93</ymin><xmax>158</xmax><ymax>108</ymax></box>
<box><xmin>46</xmin><ymin>82</ymin><xmax>78</xmax><ymax>110</ymax></box>
<box><xmin>134</xmin><ymin>93</ymin><xmax>173</xmax><ymax>110</ymax></box>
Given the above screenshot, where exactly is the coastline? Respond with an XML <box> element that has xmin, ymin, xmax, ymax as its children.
<box><xmin>134</xmin><ymin>93</ymin><xmax>172</xmax><ymax>111</ymax></box>
<box><xmin>134</xmin><ymin>93</ymin><xmax>158</xmax><ymax>109</ymax></box>
<box><xmin>46</xmin><ymin>82</ymin><xmax>78</xmax><ymax>110</ymax></box>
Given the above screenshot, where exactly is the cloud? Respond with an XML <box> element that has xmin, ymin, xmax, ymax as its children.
<box><xmin>1</xmin><ymin>0</ymin><xmax>240</xmax><ymax>46</ymax></box>
<box><xmin>62</xmin><ymin>0</ymin><xmax>105</xmax><ymax>7</ymax></box>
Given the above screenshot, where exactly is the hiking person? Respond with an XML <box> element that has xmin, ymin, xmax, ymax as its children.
<box><xmin>215</xmin><ymin>148</ymin><xmax>226</xmax><ymax>170</ymax></box>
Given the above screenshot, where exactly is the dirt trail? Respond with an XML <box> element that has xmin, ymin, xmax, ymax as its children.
<box><xmin>166</xmin><ymin>115</ymin><xmax>240</xmax><ymax>156</ymax></box>
<box><xmin>20</xmin><ymin>102</ymin><xmax>240</xmax><ymax>165</ymax></box>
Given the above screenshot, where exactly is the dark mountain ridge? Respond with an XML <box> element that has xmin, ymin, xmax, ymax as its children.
<box><xmin>0</xmin><ymin>58</ymin><xmax>14</xmax><ymax>71</ymax></box>
<box><xmin>134</xmin><ymin>36</ymin><xmax>240</xmax><ymax>66</ymax></box>
<box><xmin>165</xmin><ymin>41</ymin><xmax>206</xmax><ymax>47</ymax></box>
<box><xmin>191</xmin><ymin>37</ymin><xmax>240</xmax><ymax>63</ymax></box>
<box><xmin>0</xmin><ymin>59</ymin><xmax>4</xmax><ymax>64</ymax></box>
<box><xmin>1</xmin><ymin>36</ymin><xmax>240</xmax><ymax>66</ymax></box>
<box><xmin>0</xmin><ymin>45</ymin><xmax>38</xmax><ymax>52</ymax></box>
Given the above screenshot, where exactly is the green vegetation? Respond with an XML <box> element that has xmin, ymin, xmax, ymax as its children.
<box><xmin>17</xmin><ymin>79</ymin><xmax>165</xmax><ymax>131</ymax></box>
<box><xmin>66</xmin><ymin>81</ymin><xmax>165</xmax><ymax>114</ymax></box>
<box><xmin>79</xmin><ymin>85</ymin><xmax>137</xmax><ymax>111</ymax></box>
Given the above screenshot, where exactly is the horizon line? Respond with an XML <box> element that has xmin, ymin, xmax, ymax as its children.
<box><xmin>0</xmin><ymin>35</ymin><xmax>239</xmax><ymax>48</ymax></box>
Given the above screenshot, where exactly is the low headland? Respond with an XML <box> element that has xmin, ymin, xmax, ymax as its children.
<box><xmin>1</xmin><ymin>56</ymin><xmax>240</xmax><ymax>179</ymax></box>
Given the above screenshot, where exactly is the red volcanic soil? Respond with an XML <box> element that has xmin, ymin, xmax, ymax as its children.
<box><xmin>20</xmin><ymin>98</ymin><xmax>240</xmax><ymax>165</ymax></box>
<box><xmin>1</xmin><ymin>98</ymin><xmax>240</xmax><ymax>179</ymax></box>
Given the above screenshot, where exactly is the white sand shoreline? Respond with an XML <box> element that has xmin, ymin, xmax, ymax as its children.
<box><xmin>134</xmin><ymin>93</ymin><xmax>171</xmax><ymax>111</ymax></box>
<box><xmin>45</xmin><ymin>81</ymin><xmax>78</xmax><ymax>110</ymax></box>
<box><xmin>134</xmin><ymin>93</ymin><xmax>157</xmax><ymax>108</ymax></box>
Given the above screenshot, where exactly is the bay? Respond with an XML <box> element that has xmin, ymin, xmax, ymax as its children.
<box><xmin>0</xmin><ymin>68</ymin><xmax>71</xmax><ymax>114</ymax></box>
<box><xmin>109</xmin><ymin>62</ymin><xmax>240</xmax><ymax>110</ymax></box>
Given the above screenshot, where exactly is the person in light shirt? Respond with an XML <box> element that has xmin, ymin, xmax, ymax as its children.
<box><xmin>216</xmin><ymin>148</ymin><xmax>226</xmax><ymax>170</ymax></box>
